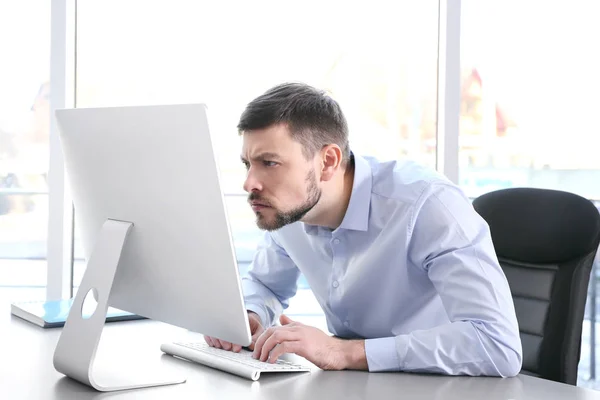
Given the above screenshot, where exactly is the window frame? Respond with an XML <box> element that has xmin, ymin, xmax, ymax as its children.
<box><xmin>47</xmin><ymin>0</ymin><xmax>76</xmax><ymax>300</ymax></box>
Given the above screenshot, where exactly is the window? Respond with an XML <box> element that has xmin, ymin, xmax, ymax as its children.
<box><xmin>0</xmin><ymin>1</ymin><xmax>51</xmax><ymax>303</ymax></box>
<box><xmin>461</xmin><ymin>0</ymin><xmax>600</xmax><ymax>389</ymax></box>
<box><xmin>74</xmin><ymin>0</ymin><xmax>439</xmax><ymax>314</ymax></box>
<box><xmin>460</xmin><ymin>0</ymin><xmax>600</xmax><ymax>197</ymax></box>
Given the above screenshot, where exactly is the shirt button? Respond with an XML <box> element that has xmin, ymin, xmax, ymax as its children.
<box><xmin>332</xmin><ymin>280</ymin><xmax>339</xmax><ymax>288</ymax></box>
<box><xmin>333</xmin><ymin>238</ymin><xmax>340</xmax><ymax>245</ymax></box>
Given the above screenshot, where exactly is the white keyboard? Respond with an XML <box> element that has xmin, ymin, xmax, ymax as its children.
<box><xmin>160</xmin><ymin>341</ymin><xmax>311</xmax><ymax>381</ymax></box>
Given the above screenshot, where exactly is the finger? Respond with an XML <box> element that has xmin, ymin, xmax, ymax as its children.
<box><xmin>250</xmin><ymin>323</ymin><xmax>263</xmax><ymax>338</ymax></box>
<box><xmin>280</xmin><ymin>314</ymin><xmax>295</xmax><ymax>325</ymax></box>
<box><xmin>248</xmin><ymin>316</ymin><xmax>264</xmax><ymax>352</ymax></box>
<box><xmin>248</xmin><ymin>335</ymin><xmax>258</xmax><ymax>351</ymax></box>
<box><xmin>260</xmin><ymin>330</ymin><xmax>300</xmax><ymax>362</ymax></box>
<box><xmin>253</xmin><ymin>325</ymin><xmax>266</xmax><ymax>337</ymax></box>
<box><xmin>249</xmin><ymin>327</ymin><xmax>264</xmax><ymax>351</ymax></box>
<box><xmin>218</xmin><ymin>339</ymin><xmax>232</xmax><ymax>351</ymax></box>
<box><xmin>205</xmin><ymin>336</ymin><xmax>215</xmax><ymax>347</ymax></box>
<box><xmin>231</xmin><ymin>344</ymin><xmax>242</xmax><ymax>353</ymax></box>
<box><xmin>253</xmin><ymin>327</ymin><xmax>275</xmax><ymax>359</ymax></box>
<box><xmin>250</xmin><ymin>319</ymin><xmax>265</xmax><ymax>337</ymax></box>
<box><xmin>268</xmin><ymin>341</ymin><xmax>301</xmax><ymax>363</ymax></box>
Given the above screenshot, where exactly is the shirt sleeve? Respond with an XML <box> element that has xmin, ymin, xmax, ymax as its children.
<box><xmin>365</xmin><ymin>182</ymin><xmax>523</xmax><ymax>377</ymax></box>
<box><xmin>242</xmin><ymin>231</ymin><xmax>301</xmax><ymax>327</ymax></box>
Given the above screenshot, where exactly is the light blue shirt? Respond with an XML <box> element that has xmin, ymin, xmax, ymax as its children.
<box><xmin>242</xmin><ymin>154</ymin><xmax>523</xmax><ymax>376</ymax></box>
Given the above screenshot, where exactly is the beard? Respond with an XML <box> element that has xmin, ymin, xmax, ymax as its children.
<box><xmin>250</xmin><ymin>169</ymin><xmax>321</xmax><ymax>231</ymax></box>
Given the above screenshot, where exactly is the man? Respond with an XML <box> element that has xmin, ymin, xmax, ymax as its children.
<box><xmin>205</xmin><ymin>82</ymin><xmax>522</xmax><ymax>376</ymax></box>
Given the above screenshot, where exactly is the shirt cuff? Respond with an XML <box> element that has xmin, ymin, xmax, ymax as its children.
<box><xmin>365</xmin><ymin>337</ymin><xmax>402</xmax><ymax>372</ymax></box>
<box><xmin>245</xmin><ymin>303</ymin><xmax>270</xmax><ymax>328</ymax></box>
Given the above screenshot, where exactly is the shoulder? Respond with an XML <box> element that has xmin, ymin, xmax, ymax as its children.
<box><xmin>365</xmin><ymin>156</ymin><xmax>455</xmax><ymax>204</ymax></box>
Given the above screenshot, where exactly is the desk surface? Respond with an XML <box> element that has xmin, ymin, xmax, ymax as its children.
<box><xmin>3</xmin><ymin>305</ymin><xmax>600</xmax><ymax>400</ymax></box>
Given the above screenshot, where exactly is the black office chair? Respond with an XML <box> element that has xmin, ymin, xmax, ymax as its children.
<box><xmin>472</xmin><ymin>187</ymin><xmax>600</xmax><ymax>385</ymax></box>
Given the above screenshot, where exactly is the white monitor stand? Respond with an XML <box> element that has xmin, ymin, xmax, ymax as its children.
<box><xmin>53</xmin><ymin>219</ymin><xmax>186</xmax><ymax>391</ymax></box>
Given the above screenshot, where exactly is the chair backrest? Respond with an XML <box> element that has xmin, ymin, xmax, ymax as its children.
<box><xmin>472</xmin><ymin>187</ymin><xmax>600</xmax><ymax>385</ymax></box>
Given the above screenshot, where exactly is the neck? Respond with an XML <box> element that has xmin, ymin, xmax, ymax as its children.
<box><xmin>304</xmin><ymin>160</ymin><xmax>355</xmax><ymax>230</ymax></box>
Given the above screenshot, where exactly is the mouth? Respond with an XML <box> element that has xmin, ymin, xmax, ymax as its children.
<box><xmin>249</xmin><ymin>201</ymin><xmax>271</xmax><ymax>212</ymax></box>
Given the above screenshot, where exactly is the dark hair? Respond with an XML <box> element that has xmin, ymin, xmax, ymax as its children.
<box><xmin>237</xmin><ymin>82</ymin><xmax>350</xmax><ymax>165</ymax></box>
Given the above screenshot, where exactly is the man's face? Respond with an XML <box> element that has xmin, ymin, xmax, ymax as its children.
<box><xmin>241</xmin><ymin>124</ymin><xmax>321</xmax><ymax>231</ymax></box>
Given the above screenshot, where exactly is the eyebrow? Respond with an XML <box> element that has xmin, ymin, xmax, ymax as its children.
<box><xmin>240</xmin><ymin>152</ymin><xmax>282</xmax><ymax>162</ymax></box>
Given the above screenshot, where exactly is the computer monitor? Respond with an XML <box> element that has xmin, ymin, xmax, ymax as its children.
<box><xmin>53</xmin><ymin>104</ymin><xmax>252</xmax><ymax>391</ymax></box>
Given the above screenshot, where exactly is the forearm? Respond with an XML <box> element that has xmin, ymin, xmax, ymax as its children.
<box><xmin>241</xmin><ymin>233</ymin><xmax>300</xmax><ymax>327</ymax></box>
<box><xmin>365</xmin><ymin>321</ymin><xmax>521</xmax><ymax>376</ymax></box>
<box><xmin>242</xmin><ymin>277</ymin><xmax>284</xmax><ymax>327</ymax></box>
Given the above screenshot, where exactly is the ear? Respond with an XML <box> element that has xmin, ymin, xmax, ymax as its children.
<box><xmin>319</xmin><ymin>145</ymin><xmax>343</xmax><ymax>182</ymax></box>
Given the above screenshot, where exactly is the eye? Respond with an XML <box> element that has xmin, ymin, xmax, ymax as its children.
<box><xmin>263</xmin><ymin>160</ymin><xmax>278</xmax><ymax>167</ymax></box>
<box><xmin>241</xmin><ymin>160</ymin><xmax>250</xmax><ymax>170</ymax></box>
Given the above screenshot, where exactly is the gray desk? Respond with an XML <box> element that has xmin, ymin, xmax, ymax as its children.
<box><xmin>3</xmin><ymin>305</ymin><xmax>600</xmax><ymax>400</ymax></box>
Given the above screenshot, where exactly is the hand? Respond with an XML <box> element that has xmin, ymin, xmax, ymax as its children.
<box><xmin>204</xmin><ymin>311</ymin><xmax>265</xmax><ymax>352</ymax></box>
<box><xmin>252</xmin><ymin>314</ymin><xmax>358</xmax><ymax>370</ymax></box>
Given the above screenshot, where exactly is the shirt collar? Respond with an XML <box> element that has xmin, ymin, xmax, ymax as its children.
<box><xmin>338</xmin><ymin>154</ymin><xmax>372</xmax><ymax>232</ymax></box>
<box><xmin>303</xmin><ymin>153</ymin><xmax>372</xmax><ymax>235</ymax></box>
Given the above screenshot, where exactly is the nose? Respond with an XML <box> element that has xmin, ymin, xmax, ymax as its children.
<box><xmin>243</xmin><ymin>168</ymin><xmax>263</xmax><ymax>193</ymax></box>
